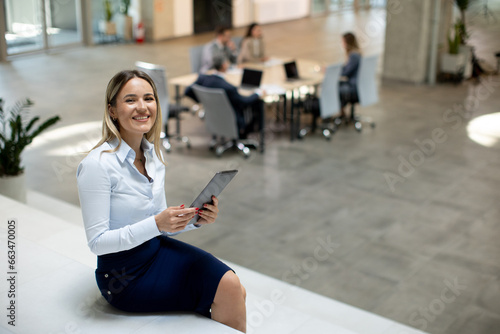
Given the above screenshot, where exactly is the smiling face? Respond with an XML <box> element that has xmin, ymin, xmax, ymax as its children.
<box><xmin>108</xmin><ymin>77</ymin><xmax>157</xmax><ymax>142</ymax></box>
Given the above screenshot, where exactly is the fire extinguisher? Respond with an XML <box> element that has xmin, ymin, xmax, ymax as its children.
<box><xmin>135</xmin><ymin>22</ymin><xmax>145</xmax><ymax>44</ymax></box>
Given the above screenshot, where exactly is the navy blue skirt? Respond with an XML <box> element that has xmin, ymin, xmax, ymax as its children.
<box><xmin>95</xmin><ymin>236</ymin><xmax>232</xmax><ymax>318</ymax></box>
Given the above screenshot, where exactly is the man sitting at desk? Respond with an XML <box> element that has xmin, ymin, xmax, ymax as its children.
<box><xmin>185</xmin><ymin>57</ymin><xmax>264</xmax><ymax>139</ymax></box>
<box><xmin>200</xmin><ymin>26</ymin><xmax>238</xmax><ymax>73</ymax></box>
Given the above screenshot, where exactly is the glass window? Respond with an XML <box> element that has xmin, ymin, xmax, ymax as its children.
<box><xmin>4</xmin><ymin>0</ymin><xmax>44</xmax><ymax>54</ymax></box>
<box><xmin>3</xmin><ymin>0</ymin><xmax>82</xmax><ymax>56</ymax></box>
<box><xmin>312</xmin><ymin>0</ymin><xmax>328</xmax><ymax>15</ymax></box>
<box><xmin>46</xmin><ymin>0</ymin><xmax>82</xmax><ymax>48</ymax></box>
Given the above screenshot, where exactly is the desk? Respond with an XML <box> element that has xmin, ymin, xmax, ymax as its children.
<box><xmin>169</xmin><ymin>58</ymin><xmax>324</xmax><ymax>150</ymax></box>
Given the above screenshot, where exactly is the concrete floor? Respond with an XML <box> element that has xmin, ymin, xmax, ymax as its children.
<box><xmin>1</xmin><ymin>6</ymin><xmax>500</xmax><ymax>334</ymax></box>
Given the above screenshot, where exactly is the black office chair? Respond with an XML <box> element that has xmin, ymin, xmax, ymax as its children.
<box><xmin>338</xmin><ymin>55</ymin><xmax>378</xmax><ymax>132</ymax></box>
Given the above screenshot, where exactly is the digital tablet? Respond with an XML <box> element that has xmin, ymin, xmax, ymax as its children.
<box><xmin>188</xmin><ymin>170</ymin><xmax>238</xmax><ymax>225</ymax></box>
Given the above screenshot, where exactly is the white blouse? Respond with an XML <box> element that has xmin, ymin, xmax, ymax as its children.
<box><xmin>77</xmin><ymin>137</ymin><xmax>197</xmax><ymax>256</ymax></box>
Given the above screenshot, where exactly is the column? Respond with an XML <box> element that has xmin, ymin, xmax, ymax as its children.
<box><xmin>382</xmin><ymin>0</ymin><xmax>452</xmax><ymax>84</ymax></box>
<box><xmin>80</xmin><ymin>0</ymin><xmax>94</xmax><ymax>46</ymax></box>
<box><xmin>0</xmin><ymin>0</ymin><xmax>7</xmax><ymax>61</ymax></box>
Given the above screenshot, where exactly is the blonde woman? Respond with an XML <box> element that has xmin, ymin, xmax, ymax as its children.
<box><xmin>77</xmin><ymin>70</ymin><xmax>246</xmax><ymax>332</ymax></box>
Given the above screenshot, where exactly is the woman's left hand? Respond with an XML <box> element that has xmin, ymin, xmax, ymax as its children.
<box><xmin>197</xmin><ymin>196</ymin><xmax>219</xmax><ymax>225</ymax></box>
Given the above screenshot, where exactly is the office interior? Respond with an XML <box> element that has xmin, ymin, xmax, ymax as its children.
<box><xmin>0</xmin><ymin>0</ymin><xmax>500</xmax><ymax>333</ymax></box>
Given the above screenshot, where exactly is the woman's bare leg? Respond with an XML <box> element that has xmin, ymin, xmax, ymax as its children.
<box><xmin>211</xmin><ymin>271</ymin><xmax>247</xmax><ymax>332</ymax></box>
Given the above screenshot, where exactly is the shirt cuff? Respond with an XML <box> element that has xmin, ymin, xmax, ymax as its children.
<box><xmin>162</xmin><ymin>222</ymin><xmax>201</xmax><ymax>237</ymax></box>
<box><xmin>131</xmin><ymin>215</ymin><xmax>162</xmax><ymax>241</ymax></box>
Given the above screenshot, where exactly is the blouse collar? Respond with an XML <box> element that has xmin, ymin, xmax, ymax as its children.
<box><xmin>108</xmin><ymin>137</ymin><xmax>154</xmax><ymax>164</ymax></box>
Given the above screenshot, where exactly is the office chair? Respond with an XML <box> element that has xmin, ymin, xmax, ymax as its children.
<box><xmin>232</xmin><ymin>36</ymin><xmax>243</xmax><ymax>51</ymax></box>
<box><xmin>188</xmin><ymin>45</ymin><xmax>206</xmax><ymax>119</ymax></box>
<box><xmin>298</xmin><ymin>62</ymin><xmax>343</xmax><ymax>140</ymax></box>
<box><xmin>135</xmin><ymin>61</ymin><xmax>191</xmax><ymax>152</ymax></box>
<box><xmin>189</xmin><ymin>45</ymin><xmax>205</xmax><ymax>73</ymax></box>
<box><xmin>340</xmin><ymin>54</ymin><xmax>378</xmax><ymax>132</ymax></box>
<box><xmin>191</xmin><ymin>84</ymin><xmax>259</xmax><ymax>158</ymax></box>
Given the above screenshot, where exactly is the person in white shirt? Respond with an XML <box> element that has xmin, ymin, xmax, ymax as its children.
<box><xmin>76</xmin><ymin>70</ymin><xmax>246</xmax><ymax>332</ymax></box>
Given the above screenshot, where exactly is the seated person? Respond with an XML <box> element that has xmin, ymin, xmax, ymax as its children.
<box><xmin>185</xmin><ymin>57</ymin><xmax>264</xmax><ymax>139</ymax></box>
<box><xmin>237</xmin><ymin>23</ymin><xmax>269</xmax><ymax>64</ymax></box>
<box><xmin>338</xmin><ymin>32</ymin><xmax>361</xmax><ymax>119</ymax></box>
<box><xmin>200</xmin><ymin>26</ymin><xmax>238</xmax><ymax>73</ymax></box>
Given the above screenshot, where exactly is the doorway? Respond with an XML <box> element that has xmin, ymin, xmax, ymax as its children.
<box><xmin>2</xmin><ymin>0</ymin><xmax>82</xmax><ymax>57</ymax></box>
<box><xmin>193</xmin><ymin>0</ymin><xmax>232</xmax><ymax>34</ymax></box>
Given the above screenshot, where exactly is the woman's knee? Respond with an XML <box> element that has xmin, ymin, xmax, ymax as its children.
<box><xmin>217</xmin><ymin>271</ymin><xmax>245</xmax><ymax>301</ymax></box>
<box><xmin>241</xmin><ymin>284</ymin><xmax>246</xmax><ymax>300</ymax></box>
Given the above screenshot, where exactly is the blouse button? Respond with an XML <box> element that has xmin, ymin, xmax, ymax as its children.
<box><xmin>104</xmin><ymin>274</ymin><xmax>109</xmax><ymax>278</ymax></box>
<box><xmin>107</xmin><ymin>291</ymin><xmax>111</xmax><ymax>295</ymax></box>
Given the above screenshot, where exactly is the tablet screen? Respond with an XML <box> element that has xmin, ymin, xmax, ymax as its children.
<box><xmin>188</xmin><ymin>170</ymin><xmax>238</xmax><ymax>225</ymax></box>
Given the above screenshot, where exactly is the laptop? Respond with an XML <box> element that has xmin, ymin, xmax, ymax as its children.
<box><xmin>284</xmin><ymin>61</ymin><xmax>301</xmax><ymax>81</ymax></box>
<box><xmin>240</xmin><ymin>68</ymin><xmax>263</xmax><ymax>90</ymax></box>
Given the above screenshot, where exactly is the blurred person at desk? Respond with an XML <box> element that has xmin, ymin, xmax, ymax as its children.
<box><xmin>338</xmin><ymin>32</ymin><xmax>361</xmax><ymax>120</ymax></box>
<box><xmin>185</xmin><ymin>57</ymin><xmax>264</xmax><ymax>139</ymax></box>
<box><xmin>237</xmin><ymin>23</ymin><xmax>269</xmax><ymax>64</ymax></box>
<box><xmin>200</xmin><ymin>26</ymin><xmax>238</xmax><ymax>73</ymax></box>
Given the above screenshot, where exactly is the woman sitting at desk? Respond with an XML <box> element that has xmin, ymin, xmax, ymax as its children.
<box><xmin>77</xmin><ymin>70</ymin><xmax>247</xmax><ymax>332</ymax></box>
<box><xmin>339</xmin><ymin>32</ymin><xmax>361</xmax><ymax>120</ymax></box>
<box><xmin>237</xmin><ymin>23</ymin><xmax>269</xmax><ymax>64</ymax></box>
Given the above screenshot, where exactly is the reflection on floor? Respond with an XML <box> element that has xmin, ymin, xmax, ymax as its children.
<box><xmin>6</xmin><ymin>28</ymin><xmax>81</xmax><ymax>54</ymax></box>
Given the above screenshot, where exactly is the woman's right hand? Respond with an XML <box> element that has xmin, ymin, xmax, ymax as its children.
<box><xmin>155</xmin><ymin>204</ymin><xmax>199</xmax><ymax>233</ymax></box>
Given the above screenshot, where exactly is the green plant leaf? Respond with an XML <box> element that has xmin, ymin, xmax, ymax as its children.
<box><xmin>0</xmin><ymin>98</ymin><xmax>60</xmax><ymax>177</ymax></box>
<box><xmin>28</xmin><ymin>116</ymin><xmax>61</xmax><ymax>140</ymax></box>
<box><xmin>25</xmin><ymin>116</ymin><xmax>40</xmax><ymax>133</ymax></box>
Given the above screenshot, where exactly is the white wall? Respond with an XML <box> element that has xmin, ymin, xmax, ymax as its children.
<box><xmin>152</xmin><ymin>0</ymin><xmax>174</xmax><ymax>40</ymax></box>
<box><xmin>253</xmin><ymin>0</ymin><xmax>310</xmax><ymax>25</ymax></box>
<box><xmin>173</xmin><ymin>0</ymin><xmax>193</xmax><ymax>36</ymax></box>
<box><xmin>232</xmin><ymin>0</ymin><xmax>253</xmax><ymax>28</ymax></box>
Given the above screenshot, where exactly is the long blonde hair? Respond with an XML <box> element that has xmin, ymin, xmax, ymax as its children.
<box><xmin>91</xmin><ymin>70</ymin><xmax>166</xmax><ymax>165</ymax></box>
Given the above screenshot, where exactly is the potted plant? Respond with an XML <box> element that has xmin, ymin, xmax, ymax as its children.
<box><xmin>99</xmin><ymin>0</ymin><xmax>117</xmax><ymax>35</ymax></box>
<box><xmin>0</xmin><ymin>98</ymin><xmax>60</xmax><ymax>203</ymax></box>
<box><xmin>455</xmin><ymin>0</ymin><xmax>469</xmax><ymax>42</ymax></box>
<box><xmin>440</xmin><ymin>22</ymin><xmax>465</xmax><ymax>75</ymax></box>
<box><xmin>117</xmin><ymin>0</ymin><xmax>133</xmax><ymax>41</ymax></box>
<box><xmin>455</xmin><ymin>0</ymin><xmax>473</xmax><ymax>78</ymax></box>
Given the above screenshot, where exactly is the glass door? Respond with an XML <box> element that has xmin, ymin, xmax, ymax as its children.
<box><xmin>342</xmin><ymin>0</ymin><xmax>355</xmax><ymax>10</ymax></box>
<box><xmin>4</xmin><ymin>0</ymin><xmax>44</xmax><ymax>54</ymax></box>
<box><xmin>46</xmin><ymin>0</ymin><xmax>82</xmax><ymax>48</ymax></box>
<box><xmin>311</xmin><ymin>0</ymin><xmax>328</xmax><ymax>15</ymax></box>
<box><xmin>329</xmin><ymin>0</ymin><xmax>341</xmax><ymax>11</ymax></box>
<box><xmin>370</xmin><ymin>0</ymin><xmax>386</xmax><ymax>7</ymax></box>
<box><xmin>328</xmin><ymin>0</ymin><xmax>357</xmax><ymax>12</ymax></box>
<box><xmin>3</xmin><ymin>0</ymin><xmax>82</xmax><ymax>56</ymax></box>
